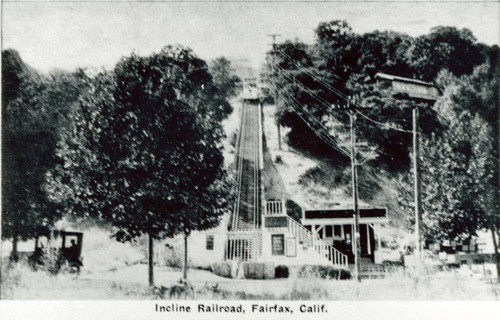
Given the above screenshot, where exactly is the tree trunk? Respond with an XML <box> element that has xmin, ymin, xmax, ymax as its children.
<box><xmin>183</xmin><ymin>232</ymin><xmax>188</xmax><ymax>280</ymax></box>
<box><xmin>11</xmin><ymin>231</ymin><xmax>19</xmax><ymax>262</ymax></box>
<box><xmin>490</xmin><ymin>226</ymin><xmax>500</xmax><ymax>281</ymax></box>
<box><xmin>148</xmin><ymin>232</ymin><xmax>154</xmax><ymax>287</ymax></box>
<box><xmin>277</xmin><ymin>124</ymin><xmax>282</xmax><ymax>151</ymax></box>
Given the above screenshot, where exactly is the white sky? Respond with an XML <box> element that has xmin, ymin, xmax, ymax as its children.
<box><xmin>2</xmin><ymin>1</ymin><xmax>499</xmax><ymax>73</ymax></box>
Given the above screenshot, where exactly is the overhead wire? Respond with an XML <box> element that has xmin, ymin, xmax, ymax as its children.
<box><xmin>273</xmin><ymin>63</ymin><xmax>333</xmax><ymax>109</ymax></box>
<box><xmin>276</xmin><ymin>49</ymin><xmax>419</xmax><ymax>135</ymax></box>
<box><xmin>270</xmin><ymin>82</ymin><xmax>350</xmax><ymax>157</ymax></box>
<box><xmin>276</xmin><ymin>50</ymin><xmax>349</xmax><ymax>101</ymax></box>
<box><xmin>279</xmin><ymin>88</ymin><xmax>350</xmax><ymax>157</ymax></box>
<box><xmin>355</xmin><ymin>110</ymin><xmax>413</xmax><ymax>134</ymax></box>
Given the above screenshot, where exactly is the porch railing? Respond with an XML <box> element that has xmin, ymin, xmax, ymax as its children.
<box><xmin>264</xmin><ymin>200</ymin><xmax>287</xmax><ymax>216</ymax></box>
<box><xmin>286</xmin><ymin>216</ymin><xmax>349</xmax><ymax>268</ymax></box>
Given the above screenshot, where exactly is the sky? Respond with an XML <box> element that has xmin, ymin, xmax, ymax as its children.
<box><xmin>2</xmin><ymin>1</ymin><xmax>499</xmax><ymax>73</ymax></box>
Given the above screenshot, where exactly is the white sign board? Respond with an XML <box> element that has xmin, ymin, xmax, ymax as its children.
<box><xmin>285</xmin><ymin>237</ymin><xmax>296</xmax><ymax>257</ymax></box>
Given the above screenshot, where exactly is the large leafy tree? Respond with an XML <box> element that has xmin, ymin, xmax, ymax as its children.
<box><xmin>315</xmin><ymin>20</ymin><xmax>360</xmax><ymax>84</ymax></box>
<box><xmin>397</xmin><ymin>62</ymin><xmax>498</xmax><ymax>278</ymax></box>
<box><xmin>352</xmin><ymin>31</ymin><xmax>414</xmax><ymax>81</ymax></box>
<box><xmin>269</xmin><ymin>40</ymin><xmax>350</xmax><ymax>159</ymax></box>
<box><xmin>408</xmin><ymin>26</ymin><xmax>486</xmax><ymax>81</ymax></box>
<box><xmin>52</xmin><ymin>47</ymin><xmax>232</xmax><ymax>285</ymax></box>
<box><xmin>354</xmin><ymin>83</ymin><xmax>443</xmax><ymax>172</ymax></box>
<box><xmin>398</xmin><ymin>112</ymin><xmax>493</xmax><ymax>241</ymax></box>
<box><xmin>2</xmin><ymin>49</ymin><xmax>87</xmax><ymax>259</ymax></box>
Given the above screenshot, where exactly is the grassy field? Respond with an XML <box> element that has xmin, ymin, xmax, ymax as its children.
<box><xmin>2</xmin><ymin>259</ymin><xmax>499</xmax><ymax>300</ymax></box>
<box><xmin>2</xmin><ymin>220</ymin><xmax>499</xmax><ymax>300</ymax></box>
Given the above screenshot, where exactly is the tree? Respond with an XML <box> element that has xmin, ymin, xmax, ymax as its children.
<box><xmin>353</xmin><ymin>31</ymin><xmax>414</xmax><ymax>80</ymax></box>
<box><xmin>354</xmin><ymin>82</ymin><xmax>443</xmax><ymax>172</ymax></box>
<box><xmin>209</xmin><ymin>57</ymin><xmax>242</xmax><ymax>99</ymax></box>
<box><xmin>315</xmin><ymin>20</ymin><xmax>360</xmax><ymax>83</ymax></box>
<box><xmin>52</xmin><ymin>46</ymin><xmax>232</xmax><ymax>285</ymax></box>
<box><xmin>2</xmin><ymin>49</ymin><xmax>87</xmax><ymax>259</ymax></box>
<box><xmin>397</xmin><ymin>63</ymin><xmax>498</xmax><ymax>264</ymax></box>
<box><xmin>268</xmin><ymin>21</ymin><xmax>493</xmax><ymax>172</ymax></box>
<box><xmin>205</xmin><ymin>57</ymin><xmax>242</xmax><ymax>122</ymax></box>
<box><xmin>267</xmin><ymin>40</ymin><xmax>349</xmax><ymax>159</ymax></box>
<box><xmin>408</xmin><ymin>26</ymin><xmax>486</xmax><ymax>81</ymax></box>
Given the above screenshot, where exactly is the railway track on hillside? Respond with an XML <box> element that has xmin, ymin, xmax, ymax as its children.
<box><xmin>231</xmin><ymin>101</ymin><xmax>262</xmax><ymax>230</ymax></box>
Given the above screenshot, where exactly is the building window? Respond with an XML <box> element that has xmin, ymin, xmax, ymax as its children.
<box><xmin>334</xmin><ymin>225</ymin><xmax>342</xmax><ymax>237</ymax></box>
<box><xmin>272</xmin><ymin>234</ymin><xmax>285</xmax><ymax>255</ymax></box>
<box><xmin>325</xmin><ymin>225</ymin><xmax>332</xmax><ymax>237</ymax></box>
<box><xmin>206</xmin><ymin>235</ymin><xmax>214</xmax><ymax>250</ymax></box>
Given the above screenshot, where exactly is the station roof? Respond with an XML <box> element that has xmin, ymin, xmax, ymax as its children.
<box><xmin>304</xmin><ymin>208</ymin><xmax>387</xmax><ymax>220</ymax></box>
<box><xmin>374</xmin><ymin>73</ymin><xmax>435</xmax><ymax>87</ymax></box>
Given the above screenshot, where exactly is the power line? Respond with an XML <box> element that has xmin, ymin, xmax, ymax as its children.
<box><xmin>276</xmin><ymin>50</ymin><xmax>349</xmax><ymax>101</ymax></box>
<box><xmin>271</xmin><ymin>82</ymin><xmax>341</xmax><ymax>149</ymax></box>
<box><xmin>277</xmin><ymin>49</ymin><xmax>375</xmax><ymax>113</ymax></box>
<box><xmin>356</xmin><ymin>110</ymin><xmax>413</xmax><ymax>134</ymax></box>
<box><xmin>282</xmin><ymin>90</ymin><xmax>350</xmax><ymax>157</ymax></box>
<box><xmin>271</xmin><ymin>64</ymin><xmax>350</xmax><ymax>139</ymax></box>
<box><xmin>271</xmin><ymin>55</ymin><xmax>369</xmax><ymax>281</ymax></box>
<box><xmin>273</xmin><ymin>65</ymin><xmax>398</xmax><ymax>156</ymax></box>
<box><xmin>276</xmin><ymin>49</ymin><xmax>348</xmax><ymax>100</ymax></box>
<box><xmin>273</xmin><ymin>58</ymin><xmax>413</xmax><ymax>150</ymax></box>
<box><xmin>273</xmin><ymin>64</ymin><xmax>333</xmax><ymax>108</ymax></box>
<box><xmin>271</xmin><ymin>82</ymin><xmax>350</xmax><ymax>157</ymax></box>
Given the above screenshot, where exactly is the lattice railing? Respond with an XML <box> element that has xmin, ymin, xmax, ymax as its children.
<box><xmin>225</xmin><ymin>231</ymin><xmax>262</xmax><ymax>262</ymax></box>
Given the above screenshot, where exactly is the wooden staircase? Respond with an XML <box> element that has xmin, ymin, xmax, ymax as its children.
<box><xmin>265</xmin><ymin>200</ymin><xmax>349</xmax><ymax>269</ymax></box>
<box><xmin>350</xmin><ymin>257</ymin><xmax>386</xmax><ymax>278</ymax></box>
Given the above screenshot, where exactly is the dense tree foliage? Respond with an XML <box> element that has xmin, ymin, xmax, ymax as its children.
<box><xmin>267</xmin><ymin>20</ymin><xmax>499</xmax><ymax>249</ymax></box>
<box><xmin>408</xmin><ymin>26</ymin><xmax>486</xmax><ymax>81</ymax></box>
<box><xmin>399</xmin><ymin>110</ymin><xmax>494</xmax><ymax>241</ymax></box>
<box><xmin>268</xmin><ymin>21</ymin><xmax>492</xmax><ymax>172</ymax></box>
<box><xmin>50</xmin><ymin>47</ymin><xmax>232</xmax><ymax>284</ymax></box>
<box><xmin>2</xmin><ymin>49</ymin><xmax>88</xmax><ymax>258</ymax></box>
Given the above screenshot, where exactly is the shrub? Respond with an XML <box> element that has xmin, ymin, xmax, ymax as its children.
<box><xmin>27</xmin><ymin>247</ymin><xmax>75</xmax><ymax>275</ymax></box>
<box><xmin>230</xmin><ymin>131</ymin><xmax>238</xmax><ymax>148</ymax></box>
<box><xmin>297</xmin><ymin>265</ymin><xmax>351</xmax><ymax>280</ymax></box>
<box><xmin>288</xmin><ymin>285</ymin><xmax>330</xmax><ymax>300</ymax></box>
<box><xmin>168</xmin><ymin>281</ymin><xmax>194</xmax><ymax>299</ymax></box>
<box><xmin>286</xmin><ymin>199</ymin><xmax>302</xmax><ymax>223</ymax></box>
<box><xmin>275</xmin><ymin>265</ymin><xmax>289</xmax><ymax>278</ymax></box>
<box><xmin>155</xmin><ymin>238</ymin><xmax>183</xmax><ymax>268</ymax></box>
<box><xmin>212</xmin><ymin>262</ymin><xmax>233</xmax><ymax>278</ymax></box>
<box><xmin>275</xmin><ymin>155</ymin><xmax>283</xmax><ymax>164</ymax></box>
<box><xmin>198</xmin><ymin>283</ymin><xmax>232</xmax><ymax>299</ymax></box>
<box><xmin>152</xmin><ymin>280</ymin><xmax>194</xmax><ymax>299</ymax></box>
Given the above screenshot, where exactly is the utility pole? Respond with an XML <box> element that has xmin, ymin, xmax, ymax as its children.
<box><xmin>258</xmin><ymin>98</ymin><xmax>265</xmax><ymax>229</ymax></box>
<box><xmin>338</xmin><ymin>96</ymin><xmax>373</xmax><ymax>282</ymax></box>
<box><xmin>268</xmin><ymin>34</ymin><xmax>281</xmax><ymax>49</ymax></box>
<box><xmin>268</xmin><ymin>34</ymin><xmax>282</xmax><ymax>150</ymax></box>
<box><xmin>412</xmin><ymin>106</ymin><xmax>422</xmax><ymax>270</ymax></box>
<box><xmin>349</xmin><ymin>108</ymin><xmax>361</xmax><ymax>282</ymax></box>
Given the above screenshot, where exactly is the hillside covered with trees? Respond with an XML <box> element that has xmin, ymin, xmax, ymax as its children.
<box><xmin>265</xmin><ymin>21</ymin><xmax>499</xmax><ymax>260</ymax></box>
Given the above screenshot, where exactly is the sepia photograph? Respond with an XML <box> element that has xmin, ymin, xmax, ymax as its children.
<box><xmin>0</xmin><ymin>0</ymin><xmax>499</xmax><ymax>318</ymax></box>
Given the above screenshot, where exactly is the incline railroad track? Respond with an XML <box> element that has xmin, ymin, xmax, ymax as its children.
<box><xmin>231</xmin><ymin>100</ymin><xmax>262</xmax><ymax>231</ymax></box>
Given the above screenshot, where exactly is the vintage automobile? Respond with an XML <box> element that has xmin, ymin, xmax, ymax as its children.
<box><xmin>29</xmin><ymin>230</ymin><xmax>84</xmax><ymax>272</ymax></box>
